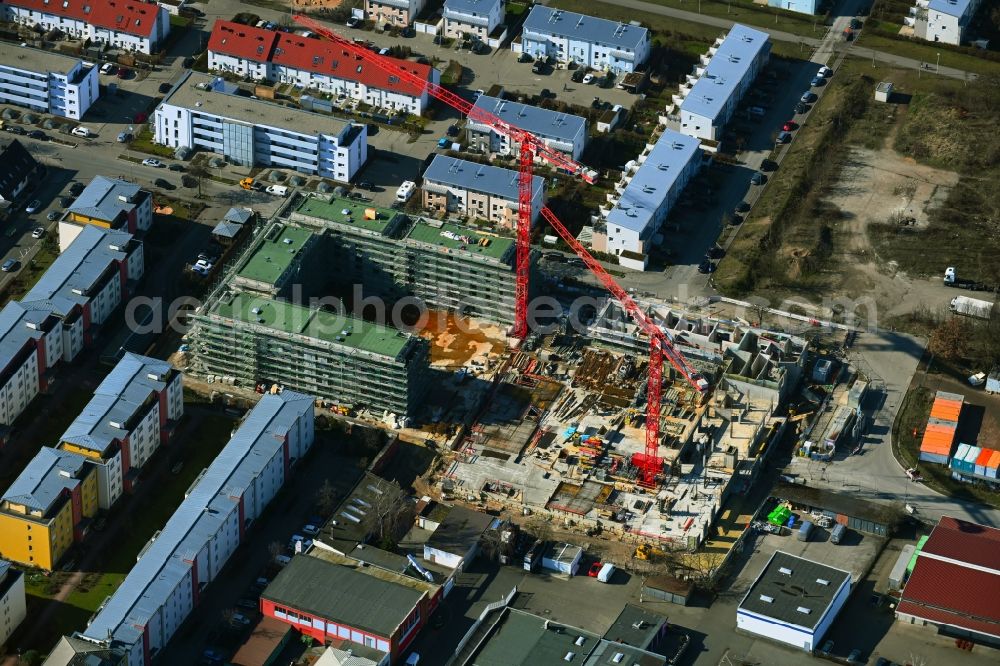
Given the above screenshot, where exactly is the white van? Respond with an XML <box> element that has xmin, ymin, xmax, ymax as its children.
<box><xmin>396</xmin><ymin>180</ymin><xmax>416</xmax><ymax>202</ymax></box>
<box><xmin>265</xmin><ymin>185</ymin><xmax>289</xmax><ymax>196</ymax></box>
<box><xmin>597</xmin><ymin>563</ymin><xmax>615</xmax><ymax>583</ymax></box>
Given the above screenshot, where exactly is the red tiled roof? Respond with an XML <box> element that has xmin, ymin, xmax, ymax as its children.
<box><xmin>899</xmin><ymin>556</ymin><xmax>1000</xmax><ymax>637</ymax></box>
<box><xmin>207</xmin><ymin>20</ymin><xmax>279</xmax><ymax>63</ymax></box>
<box><xmin>897</xmin><ymin>600</ymin><xmax>1000</xmax><ymax>640</ymax></box>
<box><xmin>922</xmin><ymin>516</ymin><xmax>1000</xmax><ymax>571</ymax></box>
<box><xmin>205</xmin><ymin>21</ymin><xmax>433</xmax><ymax>97</ymax></box>
<box><xmin>273</xmin><ymin>33</ymin><xmax>432</xmax><ymax>97</ymax></box>
<box><xmin>6</xmin><ymin>0</ymin><xmax>160</xmax><ymax>38</ymax></box>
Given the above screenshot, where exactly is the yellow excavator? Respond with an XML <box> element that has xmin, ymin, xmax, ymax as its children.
<box><xmin>635</xmin><ymin>543</ymin><xmax>667</xmax><ymax>560</ymax></box>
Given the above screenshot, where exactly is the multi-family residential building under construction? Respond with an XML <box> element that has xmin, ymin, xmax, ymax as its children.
<box><xmin>185</xmin><ymin>193</ymin><xmax>518</xmax><ymax>419</ymax></box>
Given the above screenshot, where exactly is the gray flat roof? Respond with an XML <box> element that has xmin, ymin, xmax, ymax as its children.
<box><xmin>2</xmin><ymin>447</ymin><xmax>88</xmax><ymax>515</ymax></box>
<box><xmin>523</xmin><ymin>6</ymin><xmax>650</xmax><ymax>52</ymax></box>
<box><xmin>606</xmin><ymin>129</ymin><xmax>701</xmax><ymax>236</ymax></box>
<box><xmin>262</xmin><ymin>555</ymin><xmax>425</xmax><ymax>637</ymax></box>
<box><xmin>681</xmin><ymin>24</ymin><xmax>770</xmax><ymax>123</ymax></box>
<box><xmin>738</xmin><ymin>551</ymin><xmax>851</xmax><ymax>631</ymax></box>
<box><xmin>470</xmin><ymin>95</ymin><xmax>586</xmax><ymax>144</ymax></box>
<box><xmin>60</xmin><ymin>353</ymin><xmax>176</xmax><ymax>456</ymax></box>
<box><xmin>425</xmin><ymin>506</ymin><xmax>495</xmax><ymax>555</ymax></box>
<box><xmin>82</xmin><ymin>391</ymin><xmax>314</xmax><ymax>648</ymax></box>
<box><xmin>22</xmin><ymin>225</ymin><xmax>135</xmax><ymax>314</ymax></box>
<box><xmin>68</xmin><ymin>176</ymin><xmax>149</xmax><ymax>224</ymax></box>
<box><xmin>0</xmin><ymin>43</ymin><xmax>85</xmax><ymax>76</ymax></box>
<box><xmin>319</xmin><ymin>473</ymin><xmax>405</xmax><ymax>553</ymax></box>
<box><xmin>423</xmin><ymin>155</ymin><xmax>544</xmax><ymax>201</ymax></box>
<box><xmin>602</xmin><ymin>604</ymin><xmax>667</xmax><ymax>651</ymax></box>
<box><xmin>469</xmin><ymin>608</ymin><xmax>602</xmax><ymax>665</ymax></box>
<box><xmin>161</xmin><ymin>71</ymin><xmax>352</xmax><ymax>138</ymax></box>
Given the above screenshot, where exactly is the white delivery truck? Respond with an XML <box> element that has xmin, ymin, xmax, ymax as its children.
<box><xmin>265</xmin><ymin>184</ymin><xmax>289</xmax><ymax>197</ymax></box>
<box><xmin>597</xmin><ymin>563</ymin><xmax>615</xmax><ymax>583</ymax></box>
<box><xmin>950</xmin><ymin>295</ymin><xmax>994</xmax><ymax>320</ymax></box>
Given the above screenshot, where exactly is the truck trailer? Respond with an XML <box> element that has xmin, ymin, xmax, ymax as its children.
<box><xmin>950</xmin><ymin>295</ymin><xmax>994</xmax><ymax>320</ymax></box>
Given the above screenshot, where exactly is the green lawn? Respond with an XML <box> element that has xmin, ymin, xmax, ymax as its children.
<box><xmin>636</xmin><ymin>0</ymin><xmax>825</xmax><ymax>38</ymax></box>
<box><xmin>128</xmin><ymin>128</ymin><xmax>174</xmax><ymax>158</ymax></box>
<box><xmin>857</xmin><ymin>30</ymin><xmax>1000</xmax><ymax>77</ymax></box>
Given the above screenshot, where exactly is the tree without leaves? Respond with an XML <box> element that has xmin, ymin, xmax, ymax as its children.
<box><xmin>315</xmin><ymin>478</ymin><xmax>337</xmax><ymax>518</ymax></box>
<box><xmin>188</xmin><ymin>163</ymin><xmax>210</xmax><ymax>198</ymax></box>
<box><xmin>267</xmin><ymin>540</ymin><xmax>283</xmax><ymax>563</ymax></box>
<box><xmin>928</xmin><ymin>317</ymin><xmax>969</xmax><ymax>361</ymax></box>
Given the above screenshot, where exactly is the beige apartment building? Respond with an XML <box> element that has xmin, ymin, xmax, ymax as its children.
<box><xmin>421</xmin><ymin>155</ymin><xmax>545</xmax><ymax>229</ymax></box>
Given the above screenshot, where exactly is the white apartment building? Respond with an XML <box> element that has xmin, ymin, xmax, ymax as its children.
<box><xmin>155</xmin><ymin>71</ymin><xmax>368</xmax><ymax>183</ymax></box>
<box><xmin>1</xmin><ymin>0</ymin><xmax>171</xmax><ymax>54</ymax></box>
<box><xmin>443</xmin><ymin>0</ymin><xmax>505</xmax><ymax>40</ymax></box>
<box><xmin>22</xmin><ymin>225</ymin><xmax>144</xmax><ymax>336</ymax></box>
<box><xmin>921</xmin><ymin>0</ymin><xmax>981</xmax><ymax>45</ymax></box>
<box><xmin>0</xmin><ymin>561</ymin><xmax>26</xmax><ymax>647</ymax></box>
<box><xmin>207</xmin><ymin>20</ymin><xmax>437</xmax><ymax>115</ymax></box>
<box><xmin>366</xmin><ymin>0</ymin><xmax>426</xmax><ymax>27</ymax></box>
<box><xmin>520</xmin><ymin>6</ymin><xmax>651</xmax><ymax>74</ymax></box>
<box><xmin>58</xmin><ymin>353</ymin><xmax>183</xmax><ymax>508</ymax></box>
<box><xmin>467</xmin><ymin>94</ymin><xmax>588</xmax><ymax>161</ymax></box>
<box><xmin>679</xmin><ymin>24</ymin><xmax>770</xmax><ymax>141</ymax></box>
<box><xmin>0</xmin><ymin>44</ymin><xmax>98</xmax><ymax>120</ymax></box>
<box><xmin>0</xmin><ymin>302</ymin><xmax>69</xmax><ymax>428</ymax></box>
<box><xmin>80</xmin><ymin>391</ymin><xmax>315</xmax><ymax>666</ymax></box>
<box><xmin>421</xmin><ymin>155</ymin><xmax>545</xmax><ymax>229</ymax></box>
<box><xmin>594</xmin><ymin>129</ymin><xmax>702</xmax><ymax>264</ymax></box>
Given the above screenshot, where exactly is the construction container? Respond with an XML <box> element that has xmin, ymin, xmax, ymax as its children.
<box><xmin>889</xmin><ymin>544</ymin><xmax>915</xmax><ymax>590</ymax></box>
<box><xmin>920</xmin><ymin>416</ymin><xmax>958</xmax><ymax>465</ymax></box>
<box><xmin>847</xmin><ymin>379</ymin><xmax>869</xmax><ymax>409</ymax></box>
<box><xmin>929</xmin><ymin>391</ymin><xmax>964</xmax><ymax>421</ymax></box>
<box><xmin>987</xmin><ymin>368</ymin><xmax>1000</xmax><ymax>395</ymax></box>
<box><xmin>823</xmin><ymin>406</ymin><xmax>856</xmax><ymax>450</ymax></box>
<box><xmin>963</xmin><ymin>445</ymin><xmax>981</xmax><ymax>474</ymax></box>
<box><xmin>830</xmin><ymin>523</ymin><xmax>847</xmax><ymax>545</ymax></box>
<box><xmin>987</xmin><ymin>450</ymin><xmax>1000</xmax><ymax>478</ymax></box>
<box><xmin>976</xmin><ymin>448</ymin><xmax>994</xmax><ymax>477</ymax></box>
<box><xmin>951</xmin><ymin>443</ymin><xmax>971</xmax><ymax>472</ymax></box>
<box><xmin>797</xmin><ymin>520</ymin><xmax>814</xmax><ymax>542</ymax></box>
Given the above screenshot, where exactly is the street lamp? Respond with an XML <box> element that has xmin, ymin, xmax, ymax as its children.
<box><xmin>936</xmin><ymin>52</ymin><xmax>941</xmax><ymax>73</ymax></box>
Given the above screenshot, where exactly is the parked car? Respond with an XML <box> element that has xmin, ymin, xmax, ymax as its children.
<box><xmin>1</xmin><ymin>259</ymin><xmax>20</xmax><ymax>273</ymax></box>
<box><xmin>706</xmin><ymin>245</ymin><xmax>725</xmax><ymax>259</ymax></box>
<box><xmin>27</xmin><ymin>129</ymin><xmax>48</xmax><ymax>141</ymax></box>
<box><xmin>168</xmin><ymin>163</ymin><xmax>185</xmax><ymax>172</ymax></box>
<box><xmin>820</xmin><ymin>640</ymin><xmax>834</xmax><ymax>654</ymax></box>
<box><xmin>231</xmin><ymin>613</ymin><xmax>252</xmax><ymax>627</ymax></box>
<box><xmin>275</xmin><ymin>555</ymin><xmax>291</xmax><ymax>567</ymax></box>
<box><xmin>45</xmin><ymin>211</ymin><xmax>59</xmax><ymax>221</ymax></box>
<box><xmin>810</xmin><ymin>76</ymin><xmax>825</xmax><ymax>87</ymax></box>
<box><xmin>794</xmin><ymin>101</ymin><xmax>809</xmax><ymax>114</ymax></box>
<box><xmin>698</xmin><ymin>259</ymin><xmax>716</xmax><ymax>274</ymax></box>
<box><xmin>182</xmin><ymin>56</ymin><xmax>194</xmax><ymax>69</ymax></box>
<box><xmin>446</xmin><ymin>124</ymin><xmax>460</xmax><ymax>137</ymax></box>
<box><xmin>800</xmin><ymin>91</ymin><xmax>817</xmax><ymax>103</ymax></box>
<box><xmin>158</xmin><ymin>82</ymin><xmax>172</xmax><ymax>94</ymax></box>
<box><xmin>142</xmin><ymin>158</ymin><xmax>162</xmax><ymax>167</ymax></box>
<box><xmin>117</xmin><ymin>131</ymin><xmax>132</xmax><ymax>143</ymax></box>
<box><xmin>346</xmin><ymin>17</ymin><xmax>361</xmax><ymax>28</ymax></box>
<box><xmin>100</xmin><ymin>62</ymin><xmax>116</xmax><ymax>75</ymax></box>
<box><xmin>818</xmin><ymin>65</ymin><xmax>833</xmax><ymax>77</ymax></box>
<box><xmin>302</xmin><ymin>524</ymin><xmax>320</xmax><ymax>537</ymax></box>
<box><xmin>71</xmin><ymin>126</ymin><xmax>93</xmax><ymax>137</ymax></box>
<box><xmin>357</xmin><ymin>181</ymin><xmax>375</xmax><ymax>191</ymax></box>
<box><xmin>5</xmin><ymin>125</ymin><xmax>25</xmax><ymax>135</ymax></box>
<box><xmin>776</xmin><ymin>131</ymin><xmax>792</xmax><ymax>144</ymax></box>
<box><xmin>750</xmin><ymin>171</ymin><xmax>766</xmax><ymax>186</ymax></box>
<box><xmin>154</xmin><ymin>178</ymin><xmax>175</xmax><ymax>190</ymax></box>
<box><xmin>588</xmin><ymin>562</ymin><xmax>603</xmax><ymax>577</ymax></box>
<box><xmin>582</xmin><ymin>73</ymin><xmax>595</xmax><ymax>84</ymax></box>
<box><xmin>236</xmin><ymin>598</ymin><xmax>258</xmax><ymax>611</ymax></box>
<box><xmin>847</xmin><ymin>649</ymin><xmax>863</xmax><ymax>664</ymax></box>
<box><xmin>849</xmin><ymin>18</ymin><xmax>863</xmax><ymax>30</ymax></box>
<box><xmin>25</xmin><ymin>199</ymin><xmax>41</xmax><ymax>213</ymax></box>
<box><xmin>532</xmin><ymin>61</ymin><xmax>546</xmax><ymax>74</ymax></box>
<box><xmin>518</xmin><ymin>52</ymin><xmax>532</xmax><ymax>63</ymax></box>
<box><xmin>69</xmin><ymin>182</ymin><xmax>85</xmax><ymax>195</ymax></box>
<box><xmin>117</xmin><ymin>67</ymin><xmax>130</xmax><ymax>79</ymax></box>
<box><xmin>782</xmin><ymin>121</ymin><xmax>797</xmax><ymax>132</ymax></box>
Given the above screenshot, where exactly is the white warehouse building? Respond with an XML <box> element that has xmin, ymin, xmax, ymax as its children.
<box><xmin>593</xmin><ymin>128</ymin><xmax>701</xmax><ymax>266</ymax></box>
<box><xmin>77</xmin><ymin>391</ymin><xmax>316</xmax><ymax>666</ymax></box>
<box><xmin>1</xmin><ymin>0</ymin><xmax>170</xmax><ymax>54</ymax></box>
<box><xmin>679</xmin><ymin>24</ymin><xmax>770</xmax><ymax>142</ymax></box>
<box><xmin>520</xmin><ymin>6</ymin><xmax>651</xmax><ymax>74</ymax></box>
<box><xmin>737</xmin><ymin>551</ymin><xmax>852</xmax><ymax>652</ymax></box>
<box><xmin>466</xmin><ymin>94</ymin><xmax>588</xmax><ymax>161</ymax></box>
<box><xmin>0</xmin><ymin>45</ymin><xmax>98</xmax><ymax>120</ymax></box>
<box><xmin>154</xmin><ymin>72</ymin><xmax>368</xmax><ymax>183</ymax></box>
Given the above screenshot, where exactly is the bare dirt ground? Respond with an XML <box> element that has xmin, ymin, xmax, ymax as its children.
<box><xmin>823</xmin><ymin>134</ymin><xmax>960</xmax><ymax>321</ymax></box>
<box><xmin>417</xmin><ymin>311</ymin><xmax>506</xmax><ymax>368</ymax></box>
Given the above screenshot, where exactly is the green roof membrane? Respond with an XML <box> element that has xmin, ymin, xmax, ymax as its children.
<box><xmin>213</xmin><ymin>294</ymin><xmax>410</xmax><ymax>358</ymax></box>
<box><xmin>404</xmin><ymin>220</ymin><xmax>512</xmax><ymax>260</ymax></box>
<box><xmin>237</xmin><ymin>226</ymin><xmax>314</xmax><ymax>286</ymax></box>
<box><xmin>295</xmin><ymin>196</ymin><xmax>398</xmax><ymax>234</ymax></box>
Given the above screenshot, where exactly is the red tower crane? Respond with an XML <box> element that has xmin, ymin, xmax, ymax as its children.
<box><xmin>294</xmin><ymin>15</ymin><xmax>707</xmax><ymax>485</ymax></box>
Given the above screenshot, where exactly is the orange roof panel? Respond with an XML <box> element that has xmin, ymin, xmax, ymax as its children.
<box><xmin>920</xmin><ymin>428</ymin><xmax>956</xmax><ymax>454</ymax></box>
<box><xmin>976</xmin><ymin>449</ymin><xmax>994</xmax><ymax>467</ymax></box>
<box><xmin>930</xmin><ymin>400</ymin><xmax>962</xmax><ymax>422</ymax></box>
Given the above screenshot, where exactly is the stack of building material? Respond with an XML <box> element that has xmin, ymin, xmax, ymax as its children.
<box><xmin>918</xmin><ymin>391</ymin><xmax>963</xmax><ymax>464</ymax></box>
